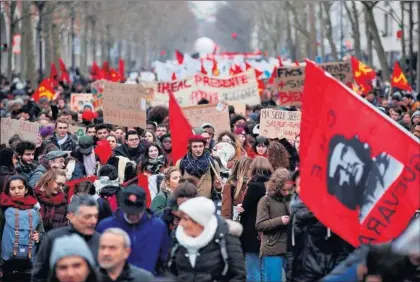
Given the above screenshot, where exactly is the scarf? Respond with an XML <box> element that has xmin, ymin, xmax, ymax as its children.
<box><xmin>0</xmin><ymin>193</ymin><xmax>38</xmax><ymax>210</ymax></box>
<box><xmin>35</xmin><ymin>187</ymin><xmax>66</xmax><ymax>205</ymax></box>
<box><xmin>83</xmin><ymin>151</ymin><xmax>96</xmax><ymax>176</ymax></box>
<box><xmin>180</xmin><ymin>151</ymin><xmax>211</xmax><ymax>178</ymax></box>
<box><xmin>94</xmin><ymin>177</ymin><xmax>120</xmax><ymax>194</ymax></box>
<box><xmin>56</xmin><ymin>133</ymin><xmax>68</xmax><ymax>146</ymax></box>
<box><xmin>176</xmin><ymin>215</ymin><xmax>218</xmax><ymax>268</ymax></box>
<box><xmin>15</xmin><ymin>159</ymin><xmax>36</xmax><ymax>176</ymax></box>
<box><xmin>145</xmin><ymin>155</ymin><xmax>166</xmax><ymax>174</ymax></box>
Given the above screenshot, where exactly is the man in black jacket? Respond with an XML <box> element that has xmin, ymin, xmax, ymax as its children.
<box><xmin>98</xmin><ymin>228</ymin><xmax>154</xmax><ymax>282</ymax></box>
<box><xmin>31</xmin><ymin>195</ymin><xmax>101</xmax><ymax>282</ymax></box>
<box><xmin>114</xmin><ymin>130</ymin><xmax>147</xmax><ymax>164</ymax></box>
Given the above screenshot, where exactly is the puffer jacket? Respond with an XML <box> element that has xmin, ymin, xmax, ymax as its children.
<box><xmin>46</xmin><ymin>133</ymin><xmax>78</xmax><ymax>152</ymax></box>
<box><xmin>169</xmin><ymin>217</ymin><xmax>246</xmax><ymax>282</ymax></box>
<box><xmin>286</xmin><ymin>195</ymin><xmax>353</xmax><ymax>282</ymax></box>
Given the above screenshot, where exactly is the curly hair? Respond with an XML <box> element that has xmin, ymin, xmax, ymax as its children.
<box><xmin>266</xmin><ymin>167</ymin><xmax>290</xmax><ymax>197</ymax></box>
<box><xmin>268</xmin><ymin>142</ymin><xmax>290</xmax><ymax>170</ymax></box>
<box><xmin>147</xmin><ymin>106</ymin><xmax>169</xmax><ymax>125</ymax></box>
<box><xmin>217</xmin><ymin>131</ymin><xmax>242</xmax><ymax>159</ymax></box>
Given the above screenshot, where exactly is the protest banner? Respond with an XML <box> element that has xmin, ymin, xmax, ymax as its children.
<box><xmin>182</xmin><ymin>103</ymin><xmax>231</xmax><ymax>135</ymax></box>
<box><xmin>70</xmin><ymin>93</ymin><xmax>93</xmax><ymax>112</ymax></box>
<box><xmin>91</xmin><ymin>80</ymin><xmax>104</xmax><ymax>111</ymax></box>
<box><xmin>102</xmin><ymin>80</ymin><xmax>149</xmax><ymax>128</ymax></box>
<box><xmin>142</xmin><ymin>69</ymin><xmax>261</xmax><ymax>107</ymax></box>
<box><xmin>1</xmin><ymin>118</ymin><xmax>41</xmax><ymax>144</ymax></box>
<box><xmin>274</xmin><ymin>61</ymin><xmax>353</xmax><ymax>106</ymax></box>
<box><xmin>259</xmin><ymin>109</ymin><xmax>301</xmax><ymax>140</ymax></box>
<box><xmin>227</xmin><ymin>101</ymin><xmax>246</xmax><ymax>116</ymax></box>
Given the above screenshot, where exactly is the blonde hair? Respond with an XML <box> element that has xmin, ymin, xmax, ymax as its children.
<box><xmin>248</xmin><ymin>156</ymin><xmax>273</xmax><ymax>179</ymax></box>
<box><xmin>227</xmin><ymin>157</ymin><xmax>252</xmax><ymax>200</ymax></box>
<box><xmin>161</xmin><ymin>166</ymin><xmax>181</xmax><ymax>193</ymax></box>
<box><xmin>266</xmin><ymin>167</ymin><xmax>290</xmax><ymax>197</ymax></box>
<box><xmin>36</xmin><ymin>169</ymin><xmax>66</xmax><ymax>196</ymax></box>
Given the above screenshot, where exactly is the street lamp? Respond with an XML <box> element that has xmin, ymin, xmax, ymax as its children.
<box><xmin>35</xmin><ymin>1</ymin><xmax>45</xmax><ymax>83</ymax></box>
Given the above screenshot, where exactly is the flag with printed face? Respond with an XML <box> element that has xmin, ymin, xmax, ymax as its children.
<box><xmin>300</xmin><ymin>60</ymin><xmax>420</xmax><ymax>247</ymax></box>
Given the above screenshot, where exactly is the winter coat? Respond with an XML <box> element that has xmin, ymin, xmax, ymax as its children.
<box><xmin>32</xmin><ymin>225</ymin><xmax>101</xmax><ymax>282</ymax></box>
<box><xmin>239</xmin><ymin>174</ymin><xmax>270</xmax><ymax>254</ymax></box>
<box><xmin>221</xmin><ymin>180</ymin><xmax>247</xmax><ymax>220</ymax></box>
<box><xmin>256</xmin><ymin>194</ymin><xmax>289</xmax><ymax>257</ymax></box>
<box><xmin>96</xmin><ymin>209</ymin><xmax>170</xmax><ymax>274</ymax></box>
<box><xmin>286</xmin><ymin>195</ymin><xmax>353</xmax><ymax>282</ymax></box>
<box><xmin>151</xmin><ymin>190</ymin><xmax>171</xmax><ymax>216</ymax></box>
<box><xmin>46</xmin><ymin>133</ymin><xmax>78</xmax><ymax>152</ymax></box>
<box><xmin>114</xmin><ymin>143</ymin><xmax>147</xmax><ymax>164</ymax></box>
<box><xmin>0</xmin><ymin>166</ymin><xmax>15</xmax><ymax>193</ymax></box>
<box><xmin>35</xmin><ymin>191</ymin><xmax>68</xmax><ymax>232</ymax></box>
<box><xmin>98</xmin><ymin>263</ymin><xmax>154</xmax><ymax>282</ymax></box>
<box><xmin>28</xmin><ymin>164</ymin><xmax>47</xmax><ymax>188</ymax></box>
<box><xmin>15</xmin><ymin>161</ymin><xmax>37</xmax><ymax>181</ymax></box>
<box><xmin>168</xmin><ymin>217</ymin><xmax>246</xmax><ymax>282</ymax></box>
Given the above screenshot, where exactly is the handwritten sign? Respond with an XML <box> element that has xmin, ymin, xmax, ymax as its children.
<box><xmin>259</xmin><ymin>109</ymin><xmax>301</xmax><ymax>140</ymax></box>
<box><xmin>70</xmin><ymin>93</ymin><xmax>93</xmax><ymax>112</ymax></box>
<box><xmin>142</xmin><ymin>69</ymin><xmax>261</xmax><ymax>107</ymax></box>
<box><xmin>91</xmin><ymin>80</ymin><xmax>104</xmax><ymax>111</ymax></box>
<box><xmin>102</xmin><ymin>81</ymin><xmax>148</xmax><ymax>128</ymax></box>
<box><xmin>182</xmin><ymin>104</ymin><xmax>231</xmax><ymax>135</ymax></box>
<box><xmin>1</xmin><ymin>118</ymin><xmax>87</xmax><ymax>146</ymax></box>
<box><xmin>274</xmin><ymin>61</ymin><xmax>353</xmax><ymax>106</ymax></box>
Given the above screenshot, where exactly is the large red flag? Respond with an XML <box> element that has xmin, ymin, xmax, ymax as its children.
<box><xmin>49</xmin><ymin>63</ymin><xmax>59</xmax><ymax>88</ymax></box>
<box><xmin>351</xmin><ymin>56</ymin><xmax>375</xmax><ymax>95</ymax></box>
<box><xmin>59</xmin><ymin>58</ymin><xmax>70</xmax><ymax>84</ymax></box>
<box><xmin>32</xmin><ymin>79</ymin><xmax>55</xmax><ymax>103</ymax></box>
<box><xmin>169</xmin><ymin>91</ymin><xmax>193</xmax><ymax>164</ymax></box>
<box><xmin>137</xmin><ymin>174</ymin><xmax>151</xmax><ymax>208</ymax></box>
<box><xmin>300</xmin><ymin>60</ymin><xmax>420</xmax><ymax>247</ymax></box>
<box><xmin>391</xmin><ymin>61</ymin><xmax>413</xmax><ymax>92</ymax></box>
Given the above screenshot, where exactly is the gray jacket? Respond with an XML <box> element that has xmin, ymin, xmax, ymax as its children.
<box><xmin>98</xmin><ymin>264</ymin><xmax>154</xmax><ymax>282</ymax></box>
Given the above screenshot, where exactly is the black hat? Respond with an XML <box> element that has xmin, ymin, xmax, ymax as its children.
<box><xmin>120</xmin><ymin>185</ymin><xmax>146</xmax><ymax>214</ymax></box>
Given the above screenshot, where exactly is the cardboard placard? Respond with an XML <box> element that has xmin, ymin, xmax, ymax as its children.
<box><xmin>274</xmin><ymin>61</ymin><xmax>353</xmax><ymax>106</ymax></box>
<box><xmin>142</xmin><ymin>69</ymin><xmax>261</xmax><ymax>107</ymax></box>
<box><xmin>259</xmin><ymin>109</ymin><xmax>301</xmax><ymax>140</ymax></box>
<box><xmin>0</xmin><ymin>118</ymin><xmax>86</xmax><ymax>146</ymax></box>
<box><xmin>70</xmin><ymin>93</ymin><xmax>93</xmax><ymax>112</ymax></box>
<box><xmin>102</xmin><ymin>80</ymin><xmax>149</xmax><ymax>128</ymax></box>
<box><xmin>227</xmin><ymin>101</ymin><xmax>246</xmax><ymax>116</ymax></box>
<box><xmin>91</xmin><ymin>80</ymin><xmax>104</xmax><ymax>111</ymax></box>
<box><xmin>182</xmin><ymin>103</ymin><xmax>231</xmax><ymax>136</ymax></box>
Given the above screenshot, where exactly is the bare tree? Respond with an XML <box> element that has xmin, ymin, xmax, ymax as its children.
<box><xmin>322</xmin><ymin>2</ymin><xmax>339</xmax><ymax>61</ymax></box>
<box><xmin>344</xmin><ymin>1</ymin><xmax>362</xmax><ymax>59</ymax></box>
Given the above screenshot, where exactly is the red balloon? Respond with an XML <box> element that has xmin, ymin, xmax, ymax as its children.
<box><xmin>231</xmin><ymin>32</ymin><xmax>237</xmax><ymax>39</ymax></box>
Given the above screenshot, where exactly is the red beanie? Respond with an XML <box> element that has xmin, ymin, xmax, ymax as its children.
<box><xmin>188</xmin><ymin>134</ymin><xmax>206</xmax><ymax>144</ymax></box>
<box><xmin>234</xmin><ymin>127</ymin><xmax>247</xmax><ymax>136</ymax></box>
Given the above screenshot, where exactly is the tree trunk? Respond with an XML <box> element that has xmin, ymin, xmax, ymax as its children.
<box><xmin>323</xmin><ymin>3</ymin><xmax>338</xmax><ymax>61</ymax></box>
<box><xmin>81</xmin><ymin>2</ymin><xmax>88</xmax><ymax>74</ymax></box>
<box><xmin>308</xmin><ymin>3</ymin><xmax>317</xmax><ymax>60</ymax></box>
<box><xmin>43</xmin><ymin>4</ymin><xmax>52</xmax><ymax>77</ymax></box>
<box><xmin>318</xmin><ymin>3</ymin><xmax>325</xmax><ymax>61</ymax></box>
<box><xmin>364</xmin><ymin>6</ymin><xmax>373</xmax><ymax>66</ymax></box>
<box><xmin>409</xmin><ymin>1</ymin><xmax>415</xmax><ymax>85</ymax></box>
<box><xmin>101</xmin><ymin>26</ymin><xmax>107</xmax><ymax>64</ymax></box>
<box><xmin>365</xmin><ymin>5</ymin><xmax>389</xmax><ymax>80</ymax></box>
<box><xmin>400</xmin><ymin>1</ymin><xmax>407</xmax><ymax>71</ymax></box>
<box><xmin>91</xmin><ymin>18</ymin><xmax>97</xmax><ymax>64</ymax></box>
<box><xmin>286</xmin><ymin>10</ymin><xmax>294</xmax><ymax>60</ymax></box>
<box><xmin>345</xmin><ymin>2</ymin><xmax>362</xmax><ymax>59</ymax></box>
<box><xmin>7</xmin><ymin>2</ymin><xmax>17</xmax><ymax>81</ymax></box>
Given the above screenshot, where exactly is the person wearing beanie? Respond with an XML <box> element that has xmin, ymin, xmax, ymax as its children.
<box><xmin>168</xmin><ymin>197</ymin><xmax>246</xmax><ymax>282</ymax></box>
<box><xmin>176</xmin><ymin>135</ymin><xmax>222</xmax><ymax>200</ymax></box>
<box><xmin>48</xmin><ymin>234</ymin><xmax>99</xmax><ymax>282</ymax></box>
<box><xmin>411</xmin><ymin>110</ymin><xmax>420</xmax><ymax>125</ymax></box>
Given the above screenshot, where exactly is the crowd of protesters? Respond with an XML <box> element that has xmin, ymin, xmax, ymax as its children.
<box><xmin>0</xmin><ymin>71</ymin><xmax>418</xmax><ymax>282</ymax></box>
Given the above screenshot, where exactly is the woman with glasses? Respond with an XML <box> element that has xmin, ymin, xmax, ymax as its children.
<box><xmin>34</xmin><ymin>169</ymin><xmax>68</xmax><ymax>232</ymax></box>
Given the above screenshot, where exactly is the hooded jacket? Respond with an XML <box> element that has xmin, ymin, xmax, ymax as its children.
<box><xmin>96</xmin><ymin>209</ymin><xmax>170</xmax><ymax>274</ymax></box>
<box><xmin>168</xmin><ymin>217</ymin><xmax>246</xmax><ymax>282</ymax></box>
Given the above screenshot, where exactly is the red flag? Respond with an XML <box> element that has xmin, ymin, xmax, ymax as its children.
<box><xmin>109</xmin><ymin>68</ymin><xmax>120</xmax><ymax>82</ymax></box>
<box><xmin>351</xmin><ymin>56</ymin><xmax>375</xmax><ymax>95</ymax></box>
<box><xmin>295</xmin><ymin>61</ymin><xmax>300</xmax><ymax>66</ymax></box>
<box><xmin>102</xmin><ymin>61</ymin><xmax>110</xmax><ymax>80</ymax></box>
<box><xmin>49</xmin><ymin>63</ymin><xmax>59</xmax><ymax>88</ymax></box>
<box><xmin>245</xmin><ymin>62</ymin><xmax>252</xmax><ymax>71</ymax></box>
<box><xmin>91</xmin><ymin>62</ymin><xmax>103</xmax><ymax>80</ymax></box>
<box><xmin>169</xmin><ymin>90</ymin><xmax>193</xmax><ymax>164</ymax></box>
<box><xmin>66</xmin><ymin>176</ymin><xmax>98</xmax><ymax>204</ymax></box>
<box><xmin>171</xmin><ymin>72</ymin><xmax>177</xmax><ymax>81</ymax></box>
<box><xmin>277</xmin><ymin>56</ymin><xmax>284</xmax><ymax>67</ymax></box>
<box><xmin>300</xmin><ymin>60</ymin><xmax>420</xmax><ymax>247</ymax></box>
<box><xmin>200</xmin><ymin>63</ymin><xmax>208</xmax><ymax>75</ymax></box>
<box><xmin>175</xmin><ymin>50</ymin><xmax>184</xmax><ymax>65</ymax></box>
<box><xmin>118</xmin><ymin>58</ymin><xmax>125</xmax><ymax>81</ymax></box>
<box><xmin>230</xmin><ymin>64</ymin><xmax>242</xmax><ymax>76</ymax></box>
<box><xmin>138</xmin><ymin>173</ymin><xmax>151</xmax><ymax>208</ymax></box>
<box><xmin>32</xmin><ymin>79</ymin><xmax>55</xmax><ymax>103</ymax></box>
<box><xmin>212</xmin><ymin>58</ymin><xmax>220</xmax><ymax>76</ymax></box>
<box><xmin>59</xmin><ymin>58</ymin><xmax>70</xmax><ymax>84</ymax></box>
<box><xmin>95</xmin><ymin>140</ymin><xmax>113</xmax><ymax>165</ymax></box>
<box><xmin>391</xmin><ymin>61</ymin><xmax>413</xmax><ymax>91</ymax></box>
<box><xmin>268</xmin><ymin>67</ymin><xmax>277</xmax><ymax>84</ymax></box>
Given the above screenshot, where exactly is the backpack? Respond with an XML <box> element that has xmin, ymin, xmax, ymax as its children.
<box><xmin>1</xmin><ymin>208</ymin><xmax>40</xmax><ymax>262</ymax></box>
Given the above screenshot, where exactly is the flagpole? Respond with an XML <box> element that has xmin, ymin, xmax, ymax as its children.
<box><xmin>35</xmin><ymin>1</ymin><xmax>45</xmax><ymax>84</ymax></box>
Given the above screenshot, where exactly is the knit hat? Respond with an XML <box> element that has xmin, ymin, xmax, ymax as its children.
<box><xmin>50</xmin><ymin>234</ymin><xmax>95</xmax><ymax>270</ymax></box>
<box><xmin>411</xmin><ymin>110</ymin><xmax>420</xmax><ymax>124</ymax></box>
<box><xmin>178</xmin><ymin>197</ymin><xmax>216</xmax><ymax>227</ymax></box>
<box><xmin>234</xmin><ymin>127</ymin><xmax>247</xmax><ymax>136</ymax></box>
